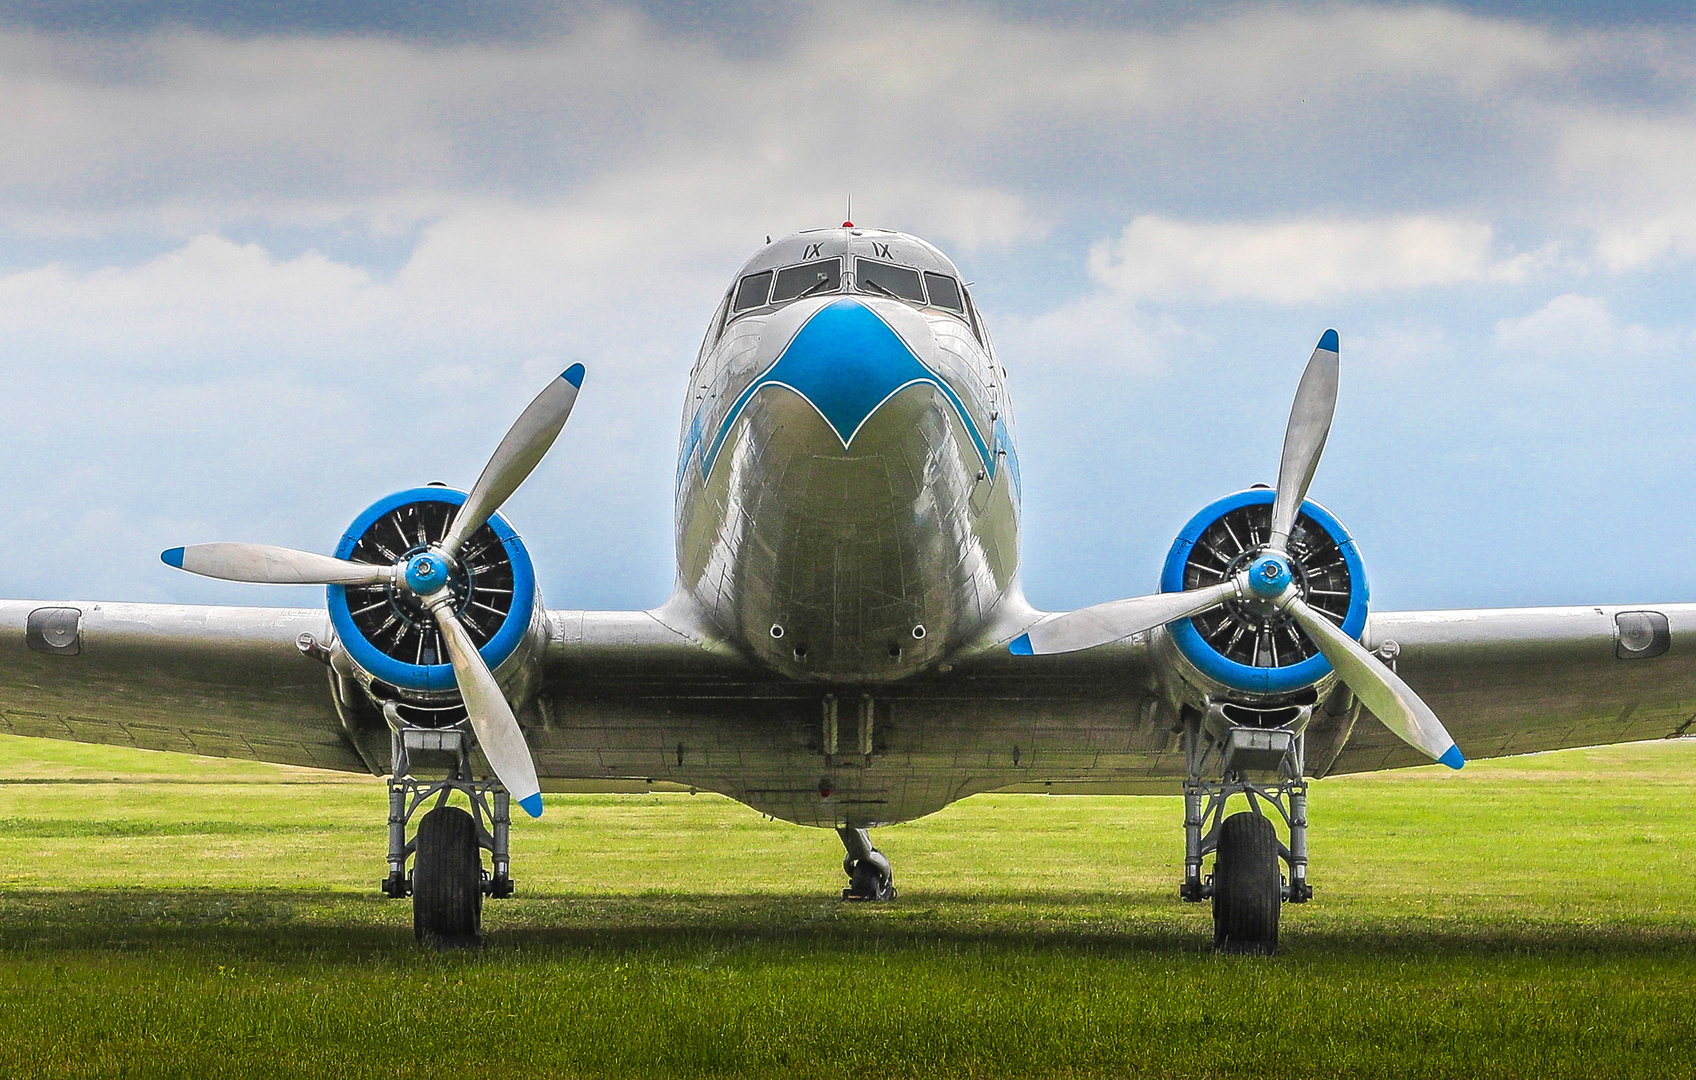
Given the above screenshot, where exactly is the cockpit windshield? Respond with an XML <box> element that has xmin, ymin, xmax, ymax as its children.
<box><xmin>923</xmin><ymin>272</ymin><xmax>963</xmax><ymax>313</ymax></box>
<box><xmin>733</xmin><ymin>270</ymin><xmax>772</xmax><ymax>312</ymax></box>
<box><xmin>855</xmin><ymin>259</ymin><xmax>925</xmax><ymax>303</ymax></box>
<box><xmin>725</xmin><ymin>252</ymin><xmax>969</xmax><ymax>332</ymax></box>
<box><xmin>772</xmin><ymin>258</ymin><xmax>841</xmax><ymax>303</ymax></box>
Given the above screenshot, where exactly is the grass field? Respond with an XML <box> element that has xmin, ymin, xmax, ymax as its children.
<box><xmin>2</xmin><ymin>733</ymin><xmax>1694</xmax><ymax>1078</ymax></box>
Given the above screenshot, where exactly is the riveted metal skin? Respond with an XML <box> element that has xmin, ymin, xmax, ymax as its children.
<box><xmin>674</xmin><ymin>229</ymin><xmax>1019</xmax><ymax>683</ymax></box>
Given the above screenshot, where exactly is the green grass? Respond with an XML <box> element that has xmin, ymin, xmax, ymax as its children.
<box><xmin>1</xmin><ymin>733</ymin><xmax>1694</xmax><ymax>1078</ymax></box>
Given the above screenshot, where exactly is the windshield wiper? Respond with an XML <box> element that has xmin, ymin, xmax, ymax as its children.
<box><xmin>797</xmin><ymin>275</ymin><xmax>837</xmax><ymax>300</ymax></box>
<box><xmin>860</xmin><ymin>278</ymin><xmax>898</xmax><ymax>299</ymax></box>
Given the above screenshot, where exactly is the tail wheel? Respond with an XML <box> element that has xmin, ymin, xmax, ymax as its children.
<box><xmin>846</xmin><ymin>859</ymin><xmax>896</xmax><ymax>901</ymax></box>
<box><xmin>1212</xmin><ymin>811</ymin><xmax>1280</xmax><ymax>955</ymax></box>
<box><xmin>413</xmin><ymin>805</ymin><xmax>483</xmax><ymax>946</ymax></box>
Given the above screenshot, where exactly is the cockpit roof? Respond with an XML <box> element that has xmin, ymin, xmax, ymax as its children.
<box><xmin>732</xmin><ymin>228</ymin><xmax>963</xmax><ymax>281</ymax></box>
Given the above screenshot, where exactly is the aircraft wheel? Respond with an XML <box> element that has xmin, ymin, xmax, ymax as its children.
<box><xmin>1212</xmin><ymin>811</ymin><xmax>1280</xmax><ymax>955</ymax></box>
<box><xmin>844</xmin><ymin>858</ymin><xmax>897</xmax><ymax>902</ymax></box>
<box><xmin>413</xmin><ymin>805</ymin><xmax>483</xmax><ymax>946</ymax></box>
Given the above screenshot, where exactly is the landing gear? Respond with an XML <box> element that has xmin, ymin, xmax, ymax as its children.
<box><xmin>1212</xmin><ymin>812</ymin><xmax>1280</xmax><ymax>955</ymax></box>
<box><xmin>1179</xmin><ymin>703</ymin><xmax>1312</xmax><ymax>955</ymax></box>
<box><xmin>413</xmin><ymin>805</ymin><xmax>483</xmax><ymax>945</ymax></box>
<box><xmin>838</xmin><ymin>826</ymin><xmax>896</xmax><ymax>901</ymax></box>
<box><xmin>379</xmin><ymin>721</ymin><xmax>517</xmax><ymax>946</ymax></box>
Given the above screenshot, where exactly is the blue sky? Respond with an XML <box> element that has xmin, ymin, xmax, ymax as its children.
<box><xmin>2</xmin><ymin>1</ymin><xmax>1694</xmax><ymax>615</ymax></box>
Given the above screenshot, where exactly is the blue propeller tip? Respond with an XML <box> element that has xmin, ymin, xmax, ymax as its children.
<box><xmin>1317</xmin><ymin>328</ymin><xmax>1339</xmax><ymax>353</ymax></box>
<box><xmin>562</xmin><ymin>363</ymin><xmax>585</xmax><ymax>388</ymax></box>
<box><xmin>518</xmin><ymin>793</ymin><xmax>544</xmax><ymax>818</ymax></box>
<box><xmin>1009</xmin><ymin>633</ymin><xmax>1033</xmax><ymax>656</ymax></box>
<box><xmin>1438</xmin><ymin>744</ymin><xmax>1465</xmax><ymax>770</ymax></box>
<box><xmin>161</xmin><ymin>547</ymin><xmax>185</xmax><ymax>569</ymax></box>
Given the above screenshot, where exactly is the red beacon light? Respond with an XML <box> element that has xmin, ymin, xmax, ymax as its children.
<box><xmin>842</xmin><ymin>221</ymin><xmax>854</xmax><ymax>228</ymax></box>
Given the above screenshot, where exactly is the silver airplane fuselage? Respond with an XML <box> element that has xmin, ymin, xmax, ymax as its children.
<box><xmin>673</xmin><ymin>228</ymin><xmax>1022</xmax><ymax>680</ymax></box>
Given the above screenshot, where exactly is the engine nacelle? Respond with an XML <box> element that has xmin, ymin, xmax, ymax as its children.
<box><xmin>1157</xmin><ymin>488</ymin><xmax>1368</xmax><ymax>701</ymax></box>
<box><xmin>325</xmin><ymin>487</ymin><xmax>547</xmax><ymax>726</ymax></box>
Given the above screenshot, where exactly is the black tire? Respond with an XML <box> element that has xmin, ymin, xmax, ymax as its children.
<box><xmin>413</xmin><ymin>805</ymin><xmax>483</xmax><ymax>946</ymax></box>
<box><xmin>1212</xmin><ymin>811</ymin><xmax>1280</xmax><ymax>955</ymax></box>
<box><xmin>845</xmin><ymin>858</ymin><xmax>896</xmax><ymax>901</ymax></box>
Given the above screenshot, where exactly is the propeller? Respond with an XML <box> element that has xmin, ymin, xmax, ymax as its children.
<box><xmin>1268</xmin><ymin>330</ymin><xmax>1339</xmax><ymax>555</ymax></box>
<box><xmin>428</xmin><ymin>580</ymin><xmax>544</xmax><ymax>815</ymax></box>
<box><xmin>162</xmin><ymin>363</ymin><xmax>587</xmax><ymax>815</ymax></box>
<box><xmin>1009</xmin><ymin>331</ymin><xmax>1463</xmax><ymax>769</ymax></box>
<box><xmin>1010</xmin><ymin>577</ymin><xmax>1245</xmax><ymax>656</ymax></box>
<box><xmin>1279</xmin><ymin>592</ymin><xmax>1463</xmax><ymax>768</ymax></box>
<box><xmin>161</xmin><ymin>543</ymin><xmax>397</xmax><ymax>586</ymax></box>
<box><xmin>440</xmin><ymin>369</ymin><xmax>584</xmax><ymax>560</ymax></box>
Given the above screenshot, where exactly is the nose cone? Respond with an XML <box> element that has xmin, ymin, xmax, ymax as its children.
<box><xmin>404</xmin><ymin>551</ymin><xmax>450</xmax><ymax>595</ymax></box>
<box><xmin>1247</xmin><ymin>553</ymin><xmax>1292</xmax><ymax>598</ymax></box>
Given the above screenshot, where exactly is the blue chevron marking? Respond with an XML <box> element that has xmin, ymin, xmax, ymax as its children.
<box><xmin>698</xmin><ymin>299</ymin><xmax>992</xmax><ymax>482</ymax></box>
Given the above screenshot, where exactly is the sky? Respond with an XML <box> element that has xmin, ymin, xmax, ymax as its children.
<box><xmin>2</xmin><ymin>0</ymin><xmax>1695</xmax><ymax>616</ymax></box>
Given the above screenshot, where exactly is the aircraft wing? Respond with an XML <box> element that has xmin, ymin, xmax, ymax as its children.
<box><xmin>7</xmin><ymin>594</ymin><xmax>1692</xmax><ymax>787</ymax></box>
<box><xmin>0</xmin><ymin>598</ymin><xmax>767</xmax><ymax>778</ymax></box>
<box><xmin>0</xmin><ymin>599</ymin><xmax>363</xmax><ymax>771</ymax></box>
<box><xmin>1318</xmin><ymin>602</ymin><xmax>1696</xmax><ymax>775</ymax></box>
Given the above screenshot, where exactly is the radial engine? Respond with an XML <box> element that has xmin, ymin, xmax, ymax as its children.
<box><xmin>322</xmin><ymin>487</ymin><xmax>548</xmax><ymax>737</ymax></box>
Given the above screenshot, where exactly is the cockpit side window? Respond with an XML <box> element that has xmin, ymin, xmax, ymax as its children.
<box><xmin>963</xmin><ymin>287</ymin><xmax>985</xmax><ymax>345</ymax></box>
<box><xmin>923</xmin><ymin>272</ymin><xmax>963</xmax><ymax>313</ymax></box>
<box><xmin>855</xmin><ymin>259</ymin><xmax>925</xmax><ymax>303</ymax></box>
<box><xmin>733</xmin><ymin>270</ymin><xmax>773</xmax><ymax>312</ymax></box>
<box><xmin>771</xmin><ymin>258</ymin><xmax>841</xmax><ymax>303</ymax></box>
<box><xmin>704</xmin><ymin>290</ymin><xmax>731</xmax><ymax>348</ymax></box>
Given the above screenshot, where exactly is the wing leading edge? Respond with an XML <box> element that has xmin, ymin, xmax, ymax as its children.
<box><xmin>1323</xmin><ymin>602</ymin><xmax>1696</xmax><ymax>775</ymax></box>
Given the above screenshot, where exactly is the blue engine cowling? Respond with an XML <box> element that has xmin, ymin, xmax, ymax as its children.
<box><xmin>326</xmin><ymin>487</ymin><xmax>542</xmax><ymax>701</ymax></box>
<box><xmin>1160</xmin><ymin>488</ymin><xmax>1368</xmax><ymax>696</ymax></box>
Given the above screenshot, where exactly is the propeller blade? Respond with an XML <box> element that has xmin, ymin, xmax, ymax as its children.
<box><xmin>1268</xmin><ymin>330</ymin><xmax>1340</xmax><ymax>553</ymax></box>
<box><xmin>1010</xmin><ymin>578</ymin><xmax>1242</xmax><ymax>656</ymax></box>
<box><xmin>162</xmin><ymin>543</ymin><xmax>394</xmax><ymax>586</ymax></box>
<box><xmin>441</xmin><ymin>365</ymin><xmax>585</xmax><ymax>559</ymax></box>
<box><xmin>432</xmin><ymin>605</ymin><xmax>544</xmax><ymax>817</ymax></box>
<box><xmin>1281</xmin><ymin>594</ymin><xmax>1463</xmax><ymax>768</ymax></box>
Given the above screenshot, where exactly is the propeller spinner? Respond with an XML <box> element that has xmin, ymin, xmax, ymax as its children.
<box><xmin>163</xmin><ymin>363</ymin><xmax>587</xmax><ymax>816</ymax></box>
<box><xmin>1010</xmin><ymin>332</ymin><xmax>1463</xmax><ymax>770</ymax></box>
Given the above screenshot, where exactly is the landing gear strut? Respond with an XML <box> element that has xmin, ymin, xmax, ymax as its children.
<box><xmin>379</xmin><ymin>721</ymin><xmax>516</xmax><ymax>946</ymax></box>
<box><xmin>1178</xmin><ymin>704</ymin><xmax>1311</xmax><ymax>955</ymax></box>
<box><xmin>838</xmin><ymin>827</ymin><xmax>896</xmax><ymax>901</ymax></box>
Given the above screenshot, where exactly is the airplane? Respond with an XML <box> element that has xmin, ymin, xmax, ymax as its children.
<box><xmin>3</xmin><ymin>223</ymin><xmax>1692</xmax><ymax>954</ymax></box>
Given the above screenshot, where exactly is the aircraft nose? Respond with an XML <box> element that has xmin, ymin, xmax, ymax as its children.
<box><xmin>695</xmin><ymin>296</ymin><xmax>955</xmax><ymax>481</ymax></box>
<box><xmin>754</xmin><ymin>297</ymin><xmax>939</xmax><ymax>446</ymax></box>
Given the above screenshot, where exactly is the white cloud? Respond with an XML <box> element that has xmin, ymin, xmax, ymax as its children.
<box><xmin>1491</xmin><ymin>293</ymin><xmax>1684</xmax><ymax>362</ymax></box>
<box><xmin>0</xmin><ymin>236</ymin><xmax>379</xmax><ymax>366</ymax></box>
<box><xmin>0</xmin><ymin>4</ymin><xmax>1599</xmax><ymax>245</ymax></box>
<box><xmin>1592</xmin><ymin>211</ymin><xmax>1696</xmax><ymax>273</ymax></box>
<box><xmin>1493</xmin><ymin>293</ymin><xmax>1615</xmax><ymax>353</ymax></box>
<box><xmin>1558</xmin><ymin>112</ymin><xmax>1696</xmax><ymax>272</ymax></box>
<box><xmin>996</xmin><ymin>294</ymin><xmax>1202</xmax><ymax>376</ymax></box>
<box><xmin>1089</xmin><ymin>215</ymin><xmax>1548</xmax><ymax>304</ymax></box>
<box><xmin>4</xmin><ymin>2</ymin><xmax>1696</xmax><ymax>612</ymax></box>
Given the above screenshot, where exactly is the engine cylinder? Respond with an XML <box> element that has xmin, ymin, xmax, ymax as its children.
<box><xmin>1159</xmin><ymin>488</ymin><xmax>1367</xmax><ymax>696</ymax></box>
